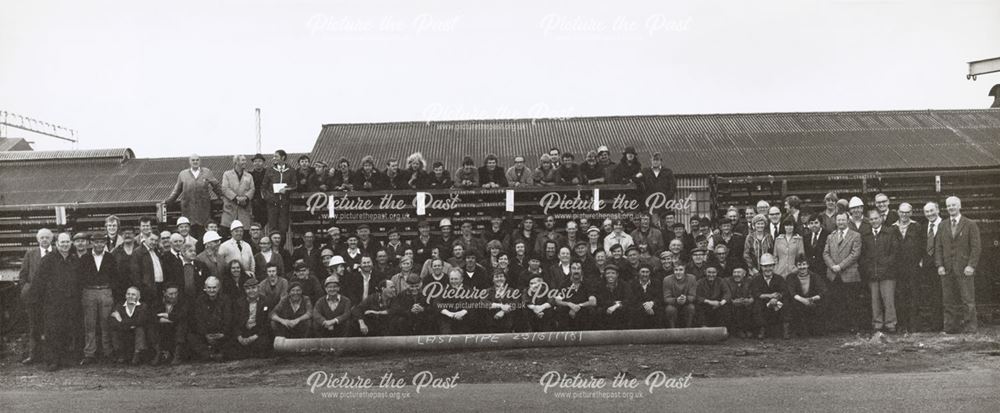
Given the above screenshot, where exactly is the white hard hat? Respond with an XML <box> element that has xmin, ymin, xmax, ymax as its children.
<box><xmin>230</xmin><ymin>220</ymin><xmax>244</xmax><ymax>230</ymax></box>
<box><xmin>328</xmin><ymin>255</ymin><xmax>346</xmax><ymax>267</ymax></box>
<box><xmin>202</xmin><ymin>231</ymin><xmax>222</xmax><ymax>244</ymax></box>
<box><xmin>759</xmin><ymin>253</ymin><xmax>777</xmax><ymax>266</ymax></box>
<box><xmin>439</xmin><ymin>218</ymin><xmax>452</xmax><ymax>228</ymax></box>
<box><xmin>848</xmin><ymin>197</ymin><xmax>864</xmax><ymax>209</ymax></box>
<box><xmin>176</xmin><ymin>216</ymin><xmax>190</xmax><ymax>226</ymax></box>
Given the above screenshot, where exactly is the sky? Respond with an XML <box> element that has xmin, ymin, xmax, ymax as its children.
<box><xmin>1</xmin><ymin>0</ymin><xmax>998</xmax><ymax>157</ymax></box>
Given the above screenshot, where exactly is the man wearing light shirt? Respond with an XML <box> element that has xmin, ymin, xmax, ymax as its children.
<box><xmin>920</xmin><ymin>202</ymin><xmax>944</xmax><ymax>331</ymax></box>
<box><xmin>218</xmin><ymin>220</ymin><xmax>255</xmax><ymax>275</ymax></box>
<box><xmin>80</xmin><ymin>234</ymin><xmax>119</xmax><ymax>365</ymax></box>
<box><xmin>137</xmin><ymin>232</ymin><xmax>165</xmax><ymax>302</ymax></box>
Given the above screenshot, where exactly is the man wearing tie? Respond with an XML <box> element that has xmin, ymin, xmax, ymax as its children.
<box><xmin>767</xmin><ymin>207</ymin><xmax>783</xmax><ymax>240</ymax></box>
<box><xmin>860</xmin><ymin>210</ymin><xmax>898</xmax><ymax>333</ymax></box>
<box><xmin>935</xmin><ymin>196</ymin><xmax>982</xmax><ymax>334</ymax></box>
<box><xmin>823</xmin><ymin>212</ymin><xmax>863</xmax><ymax>333</ymax></box>
<box><xmin>803</xmin><ymin>214</ymin><xmax>829</xmax><ymax>275</ymax></box>
<box><xmin>920</xmin><ymin>202</ymin><xmax>944</xmax><ymax>331</ymax></box>
<box><xmin>17</xmin><ymin>228</ymin><xmax>53</xmax><ymax>364</ymax></box>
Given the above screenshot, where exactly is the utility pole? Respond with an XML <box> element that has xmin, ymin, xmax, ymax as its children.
<box><xmin>255</xmin><ymin>108</ymin><xmax>262</xmax><ymax>153</ymax></box>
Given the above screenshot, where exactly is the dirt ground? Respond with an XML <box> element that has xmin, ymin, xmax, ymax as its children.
<box><xmin>2</xmin><ymin>327</ymin><xmax>999</xmax><ymax>390</ymax></box>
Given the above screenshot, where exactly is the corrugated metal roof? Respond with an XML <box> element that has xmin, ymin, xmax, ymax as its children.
<box><xmin>0</xmin><ymin>153</ymin><xmax>304</xmax><ymax>207</ymax></box>
<box><xmin>0</xmin><ymin>138</ymin><xmax>32</xmax><ymax>151</ymax></box>
<box><xmin>310</xmin><ymin>109</ymin><xmax>1000</xmax><ymax>175</ymax></box>
<box><xmin>0</xmin><ymin>148</ymin><xmax>134</xmax><ymax>163</ymax></box>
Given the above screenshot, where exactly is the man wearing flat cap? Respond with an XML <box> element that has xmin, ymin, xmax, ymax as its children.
<box><xmin>232</xmin><ymin>277</ymin><xmax>272</xmax><ymax>359</ymax></box>
<box><xmin>595</xmin><ymin>266</ymin><xmax>632</xmax><ymax>330</ymax></box>
<box><xmin>389</xmin><ymin>273</ymin><xmax>436</xmax><ymax>335</ymax></box>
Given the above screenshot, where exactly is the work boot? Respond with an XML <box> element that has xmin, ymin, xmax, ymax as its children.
<box><xmin>782</xmin><ymin>323</ymin><xmax>791</xmax><ymax>340</ymax></box>
<box><xmin>150</xmin><ymin>352</ymin><xmax>163</xmax><ymax>366</ymax></box>
<box><xmin>131</xmin><ymin>352</ymin><xmax>143</xmax><ymax>365</ymax></box>
<box><xmin>171</xmin><ymin>345</ymin><xmax>184</xmax><ymax>366</ymax></box>
<box><xmin>756</xmin><ymin>327</ymin><xmax>765</xmax><ymax>339</ymax></box>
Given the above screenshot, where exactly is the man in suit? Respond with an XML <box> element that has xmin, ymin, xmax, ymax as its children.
<box><xmin>766</xmin><ymin>207</ymin><xmax>783</xmax><ymax>240</ymax></box>
<box><xmin>861</xmin><ymin>209</ymin><xmax>899</xmax><ymax>333</ymax></box>
<box><xmin>163</xmin><ymin>154</ymin><xmax>224</xmax><ymax>241</ymax></box>
<box><xmin>136</xmin><ymin>232</ymin><xmax>166</xmax><ymax>304</ymax></box>
<box><xmin>30</xmin><ymin>232</ymin><xmax>80</xmax><ymax>371</ymax></box>
<box><xmin>919</xmin><ymin>202</ymin><xmax>945</xmax><ymax>331</ymax></box>
<box><xmin>342</xmin><ymin>255</ymin><xmax>381</xmax><ymax>307</ymax></box>
<box><xmin>220</xmin><ymin>154</ymin><xmax>256</xmax><ymax>230</ymax></box>
<box><xmin>17</xmin><ymin>228</ymin><xmax>53</xmax><ymax>364</ymax></box>
<box><xmin>802</xmin><ymin>214</ymin><xmax>829</xmax><ymax>275</ymax></box>
<box><xmin>889</xmin><ymin>202</ymin><xmax>924</xmax><ymax>333</ymax></box>
<box><xmin>935</xmin><ymin>196</ymin><xmax>982</xmax><ymax>334</ymax></box>
<box><xmin>79</xmin><ymin>234</ymin><xmax>119</xmax><ymax>364</ymax></box>
<box><xmin>823</xmin><ymin>212</ymin><xmax>864</xmax><ymax>333</ymax></box>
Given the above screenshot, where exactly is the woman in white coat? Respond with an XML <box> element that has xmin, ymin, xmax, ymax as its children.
<box><xmin>221</xmin><ymin>154</ymin><xmax>256</xmax><ymax>229</ymax></box>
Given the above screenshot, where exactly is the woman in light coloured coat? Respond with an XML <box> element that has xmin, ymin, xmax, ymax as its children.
<box><xmin>221</xmin><ymin>154</ymin><xmax>255</xmax><ymax>228</ymax></box>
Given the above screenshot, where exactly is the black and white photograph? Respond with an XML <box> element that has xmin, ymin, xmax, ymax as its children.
<box><xmin>1</xmin><ymin>0</ymin><xmax>999</xmax><ymax>411</ymax></box>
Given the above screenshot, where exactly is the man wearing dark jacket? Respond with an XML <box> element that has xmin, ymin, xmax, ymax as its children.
<box><xmin>750</xmin><ymin>254</ymin><xmax>788</xmax><ymax>339</ymax></box>
<box><xmin>628</xmin><ymin>266</ymin><xmax>663</xmax><ymax>329</ymax></box>
<box><xmin>187</xmin><ymin>277</ymin><xmax>233</xmax><ymax>361</ymax></box>
<box><xmin>478</xmin><ymin>154</ymin><xmax>508</xmax><ymax>188</ymax></box>
<box><xmin>889</xmin><ymin>203</ymin><xmax>924</xmax><ymax>333</ymax></box>
<box><xmin>30</xmin><ymin>232</ymin><xmax>80</xmax><ymax>371</ymax></box>
<box><xmin>260</xmin><ymin>149</ymin><xmax>298</xmax><ymax>235</ymax></box>
<box><xmin>149</xmin><ymin>284</ymin><xmax>188</xmax><ymax>365</ymax></box>
<box><xmin>79</xmin><ymin>235</ymin><xmax>119</xmax><ymax>364</ymax></box>
<box><xmin>861</xmin><ymin>209</ymin><xmax>899</xmax><ymax>333</ymax></box>
<box><xmin>17</xmin><ymin>228</ymin><xmax>52</xmax><ymax>364</ymax></box>
<box><xmin>636</xmin><ymin>152</ymin><xmax>676</xmax><ymax>206</ymax></box>
<box><xmin>802</xmin><ymin>214</ymin><xmax>829</xmax><ymax>274</ymax></box>
<box><xmin>232</xmin><ymin>278</ymin><xmax>272</xmax><ymax>359</ymax></box>
<box><xmin>786</xmin><ymin>257</ymin><xmax>827</xmax><ymax>337</ymax></box>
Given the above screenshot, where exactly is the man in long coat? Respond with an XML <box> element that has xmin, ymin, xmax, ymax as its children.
<box><xmin>221</xmin><ymin>154</ymin><xmax>256</xmax><ymax>229</ymax></box>
<box><xmin>164</xmin><ymin>154</ymin><xmax>224</xmax><ymax>240</ymax></box>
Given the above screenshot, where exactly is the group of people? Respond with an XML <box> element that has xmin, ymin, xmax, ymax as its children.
<box><xmin>11</xmin><ymin>148</ymin><xmax>983</xmax><ymax>372</ymax></box>
<box><xmin>159</xmin><ymin>147</ymin><xmax>677</xmax><ymax>245</ymax></box>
